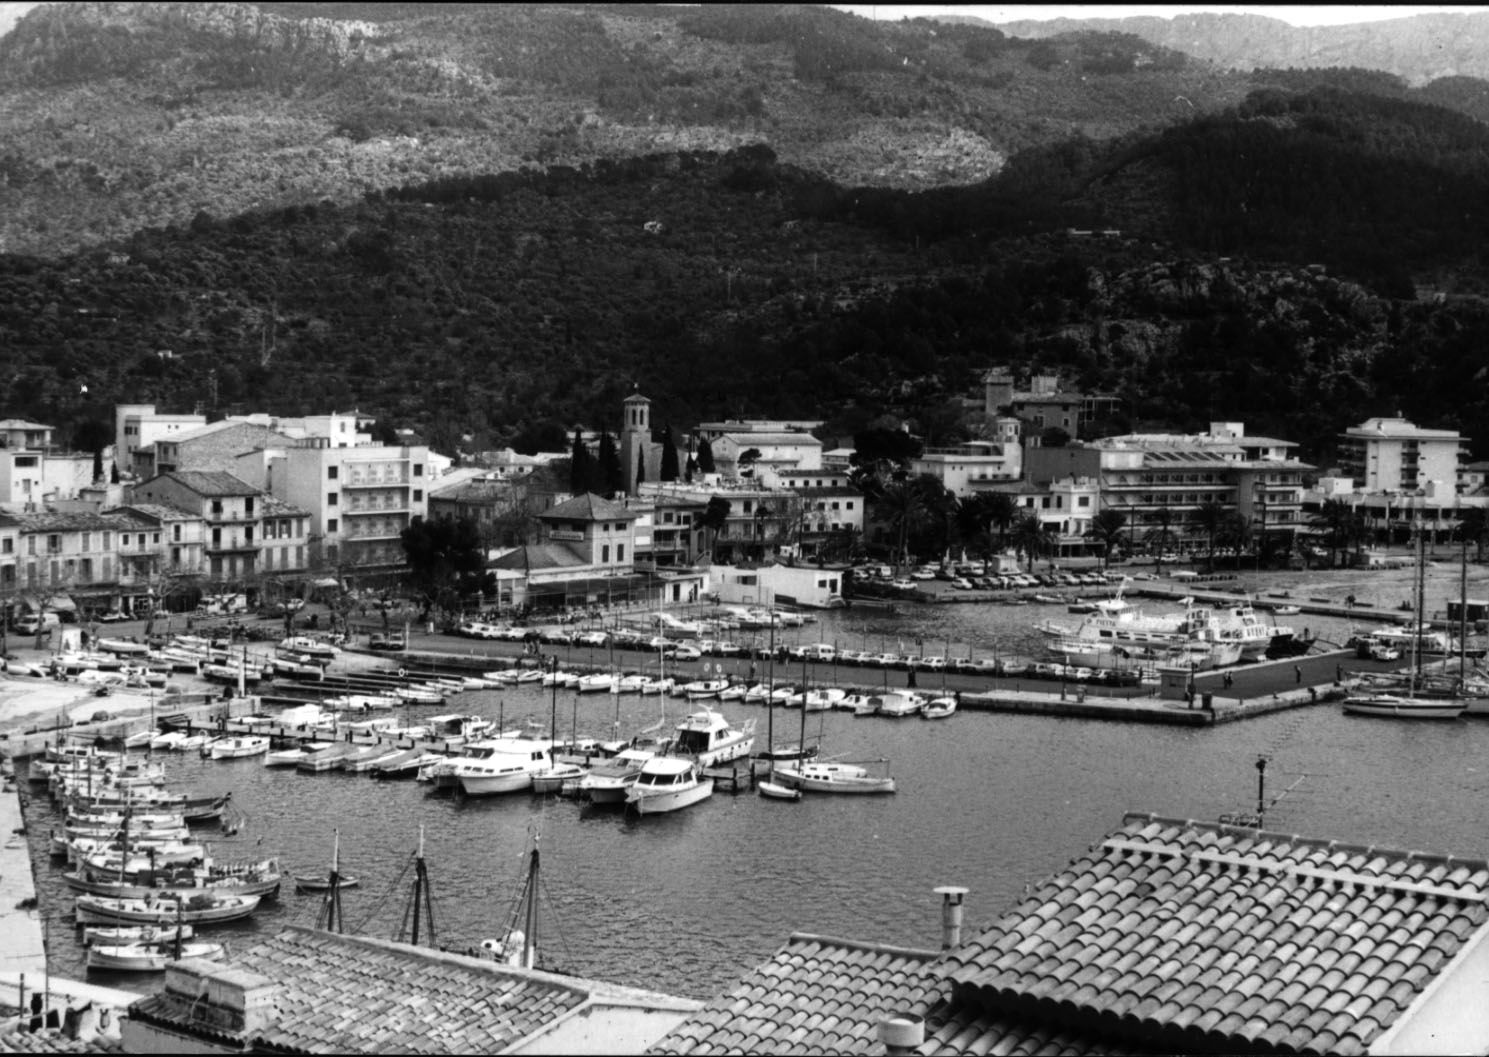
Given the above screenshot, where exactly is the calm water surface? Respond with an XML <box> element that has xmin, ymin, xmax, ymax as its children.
<box><xmin>24</xmin><ymin>564</ymin><xmax>1489</xmax><ymax>1001</ymax></box>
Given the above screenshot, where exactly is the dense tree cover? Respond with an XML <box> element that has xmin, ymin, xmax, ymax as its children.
<box><xmin>400</xmin><ymin>515</ymin><xmax>488</xmax><ymax>616</ymax></box>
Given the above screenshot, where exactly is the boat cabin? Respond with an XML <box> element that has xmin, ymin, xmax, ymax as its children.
<box><xmin>636</xmin><ymin>758</ymin><xmax>696</xmax><ymax>788</ymax></box>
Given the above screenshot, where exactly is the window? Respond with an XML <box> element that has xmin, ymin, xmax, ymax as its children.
<box><xmin>212</xmin><ymin>529</ymin><xmax>221</xmax><ymax>546</ymax></box>
<box><xmin>211</xmin><ymin>500</ymin><xmax>223</xmax><ymax>516</ymax></box>
<box><xmin>102</xmin><ymin>532</ymin><xmax>111</xmax><ymax>550</ymax></box>
<box><xmin>81</xmin><ymin>532</ymin><xmax>91</xmax><ymax>552</ymax></box>
<box><xmin>327</xmin><ymin>519</ymin><xmax>338</xmax><ymax>533</ymax></box>
<box><xmin>47</xmin><ymin>534</ymin><xmax>61</xmax><ymax>554</ymax></box>
<box><xmin>327</xmin><ymin>493</ymin><xmax>338</xmax><ymax>507</ymax></box>
<box><xmin>245</xmin><ymin>526</ymin><xmax>254</xmax><ymax>543</ymax></box>
<box><xmin>602</xmin><ymin>544</ymin><xmax>610</xmax><ymax>562</ymax></box>
<box><xmin>413</xmin><ymin>490</ymin><xmax>423</xmax><ymax>502</ymax></box>
<box><xmin>1</xmin><ymin>538</ymin><xmax>10</xmax><ymax>554</ymax></box>
<box><xmin>171</xmin><ymin>547</ymin><xmax>181</xmax><ymax>565</ymax></box>
<box><xmin>1078</xmin><ymin>496</ymin><xmax>1091</xmax><ymax>508</ymax></box>
<box><xmin>173</xmin><ymin>524</ymin><xmax>182</xmax><ymax>542</ymax></box>
<box><xmin>328</xmin><ymin>466</ymin><xmax>339</xmax><ymax>480</ymax></box>
<box><xmin>413</xmin><ymin>464</ymin><xmax>424</xmax><ymax>477</ymax></box>
<box><xmin>153</xmin><ymin>533</ymin><xmax>160</xmax><ymax>544</ymax></box>
<box><xmin>245</xmin><ymin>497</ymin><xmax>254</xmax><ymax>516</ymax></box>
<box><xmin>617</xmin><ymin>543</ymin><xmax>625</xmax><ymax>562</ymax></box>
<box><xmin>846</xmin><ymin>501</ymin><xmax>854</xmax><ymax>511</ymax></box>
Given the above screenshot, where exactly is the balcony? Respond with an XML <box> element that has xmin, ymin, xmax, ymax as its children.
<box><xmin>206</xmin><ymin>537</ymin><xmax>260</xmax><ymax>554</ymax></box>
<box><xmin>343</xmin><ymin>471</ymin><xmax>410</xmax><ymax>488</ymax></box>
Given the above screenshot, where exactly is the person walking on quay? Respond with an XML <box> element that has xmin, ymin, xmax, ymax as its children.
<box><xmin>1294</xmin><ymin>665</ymin><xmax>1302</xmax><ymax>685</ymax></box>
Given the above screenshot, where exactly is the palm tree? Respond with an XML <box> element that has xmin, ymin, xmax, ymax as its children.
<box><xmin>911</xmin><ymin>475</ymin><xmax>956</xmax><ymax>566</ymax></box>
<box><xmin>699</xmin><ymin>496</ymin><xmax>731</xmax><ymax>563</ymax></box>
<box><xmin>1459</xmin><ymin>507</ymin><xmax>1489</xmax><ymax>562</ymax></box>
<box><xmin>1143</xmin><ymin>506</ymin><xmax>1177</xmax><ymax>574</ymax></box>
<box><xmin>983</xmin><ymin>492</ymin><xmax>1018</xmax><ymax>555</ymax></box>
<box><xmin>1309</xmin><ymin>499</ymin><xmax>1362</xmax><ymax>568</ymax></box>
<box><xmin>1191</xmin><ymin>500</ymin><xmax>1229</xmax><ymax>573</ymax></box>
<box><xmin>1010</xmin><ymin>513</ymin><xmax>1057</xmax><ymax>571</ymax></box>
<box><xmin>1084</xmin><ymin>508</ymin><xmax>1128</xmax><ymax>569</ymax></box>
<box><xmin>877</xmin><ymin>481</ymin><xmax>927</xmax><ymax>569</ymax></box>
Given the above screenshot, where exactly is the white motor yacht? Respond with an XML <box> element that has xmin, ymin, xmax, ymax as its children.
<box><xmin>672</xmin><ymin>709</ymin><xmax>756</xmax><ymax>767</ymax></box>
<box><xmin>577</xmin><ymin>747</ymin><xmax>657</xmax><ymax>803</ymax></box>
<box><xmin>625</xmin><ymin>756</ymin><xmax>714</xmax><ymax>815</ymax></box>
<box><xmin>452</xmin><ymin>738</ymin><xmax>555</xmax><ymax>797</ymax></box>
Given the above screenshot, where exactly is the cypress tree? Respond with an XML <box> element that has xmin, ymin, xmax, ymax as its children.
<box><xmin>598</xmin><ymin>431</ymin><xmax>624</xmax><ymax>496</ymax></box>
<box><xmin>660</xmin><ymin>424</ymin><xmax>680</xmax><ymax>482</ymax></box>
<box><xmin>697</xmin><ymin>436</ymin><xmax>716</xmax><ymax>474</ymax></box>
<box><xmin>569</xmin><ymin>428</ymin><xmax>592</xmax><ymax>494</ymax></box>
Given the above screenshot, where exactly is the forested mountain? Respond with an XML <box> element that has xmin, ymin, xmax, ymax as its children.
<box><xmin>5</xmin><ymin>139</ymin><xmax>1489</xmax><ymax>469</ymax></box>
<box><xmin>4</xmin><ymin>3</ymin><xmax>1489</xmax><ymax>469</ymax></box>
<box><xmin>994</xmin><ymin>11</ymin><xmax>1489</xmax><ymax>86</ymax></box>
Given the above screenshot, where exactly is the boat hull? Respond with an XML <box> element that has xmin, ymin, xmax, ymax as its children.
<box><xmin>1342</xmin><ymin>695</ymin><xmax>1467</xmax><ymax>719</ymax></box>
<box><xmin>86</xmin><ymin>941</ymin><xmax>223</xmax><ymax>971</ymax></box>
<box><xmin>628</xmin><ymin>778</ymin><xmax>714</xmax><ymax>815</ymax></box>
<box><xmin>74</xmin><ymin>894</ymin><xmax>261</xmax><ymax>925</ymax></box>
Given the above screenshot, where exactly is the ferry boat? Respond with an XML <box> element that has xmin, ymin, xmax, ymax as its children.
<box><xmin>671</xmin><ymin>709</ymin><xmax>755</xmax><ymax>767</ymax></box>
<box><xmin>625</xmin><ymin>757</ymin><xmax>713</xmax><ymax>815</ymax></box>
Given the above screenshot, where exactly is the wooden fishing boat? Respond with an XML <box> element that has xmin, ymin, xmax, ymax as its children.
<box><xmin>757</xmin><ymin>780</ymin><xmax>802</xmax><ymax>801</ymax></box>
<box><xmin>73</xmin><ymin>892</ymin><xmax>261</xmax><ymax>925</ymax></box>
<box><xmin>85</xmin><ymin>939</ymin><xmax>225</xmax><ymax>971</ymax></box>
<box><xmin>293</xmin><ymin>873</ymin><xmax>361</xmax><ymax>892</ymax></box>
<box><xmin>82</xmin><ymin>923</ymin><xmax>195</xmax><ymax>946</ymax></box>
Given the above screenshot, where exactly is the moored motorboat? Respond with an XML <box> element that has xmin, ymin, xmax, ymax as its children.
<box><xmin>921</xmin><ymin>697</ymin><xmax>958</xmax><ymax>720</ymax></box>
<box><xmin>576</xmin><ymin>747</ymin><xmax>658</xmax><ymax>804</ymax></box>
<box><xmin>86</xmin><ymin>939</ymin><xmax>225</xmax><ymax>971</ymax></box>
<box><xmin>452</xmin><ymin>739</ymin><xmax>554</xmax><ymax>797</ymax></box>
<box><xmin>757</xmin><ymin>780</ymin><xmax>802</xmax><ymax>801</ymax></box>
<box><xmin>82</xmin><ymin>923</ymin><xmax>194</xmax><ymax>946</ymax></box>
<box><xmin>671</xmin><ymin>709</ymin><xmax>755</xmax><ymax>767</ymax></box>
<box><xmin>625</xmin><ymin>756</ymin><xmax>714</xmax><ymax>815</ymax></box>
<box><xmin>264</xmin><ymin>742</ymin><xmax>331</xmax><ymax>767</ymax></box>
<box><xmin>209</xmin><ymin>735</ymin><xmax>270</xmax><ymax>760</ymax></box>
<box><xmin>73</xmin><ymin>892</ymin><xmax>262</xmax><ymax>925</ymax></box>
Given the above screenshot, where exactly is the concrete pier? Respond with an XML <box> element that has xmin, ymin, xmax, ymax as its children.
<box><xmin>0</xmin><ymin>782</ymin><xmax>45</xmax><ymax>979</ymax></box>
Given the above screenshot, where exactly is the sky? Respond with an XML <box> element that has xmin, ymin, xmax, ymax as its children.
<box><xmin>835</xmin><ymin>5</ymin><xmax>1486</xmax><ymax>27</ymax></box>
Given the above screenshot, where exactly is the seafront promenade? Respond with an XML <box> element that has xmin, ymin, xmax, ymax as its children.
<box><xmin>0</xmin><ymin>775</ymin><xmax>45</xmax><ymax>980</ymax></box>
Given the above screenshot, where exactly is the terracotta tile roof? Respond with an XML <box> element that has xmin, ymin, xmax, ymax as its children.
<box><xmin>0</xmin><ymin>1028</ymin><xmax>122</xmax><ymax>1053</ymax></box>
<box><xmin>944</xmin><ymin>812</ymin><xmax>1489</xmax><ymax>1056</ymax></box>
<box><xmin>540</xmin><ymin>492</ymin><xmax>639</xmax><ymax>522</ymax></box>
<box><xmin>130</xmin><ymin>926</ymin><xmax>594</xmax><ymax>1054</ymax></box>
<box><xmin>647</xmin><ymin>933</ymin><xmax>945</xmax><ymax>1055</ymax></box>
<box><xmin>159</xmin><ymin>470</ymin><xmax>257</xmax><ymax>496</ymax></box>
<box><xmin>487</xmin><ymin>543</ymin><xmax>589</xmax><ymax>571</ymax></box>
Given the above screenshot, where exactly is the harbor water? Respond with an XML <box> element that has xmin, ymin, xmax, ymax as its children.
<box><xmin>22</xmin><ymin>563</ymin><xmax>1489</xmax><ymax>1001</ymax></box>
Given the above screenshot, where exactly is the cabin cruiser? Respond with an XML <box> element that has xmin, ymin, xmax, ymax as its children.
<box><xmin>625</xmin><ymin>756</ymin><xmax>713</xmax><ymax>815</ymax></box>
<box><xmin>577</xmin><ymin>746</ymin><xmax>659</xmax><ymax>804</ymax></box>
<box><xmin>672</xmin><ymin>709</ymin><xmax>755</xmax><ymax>767</ymax></box>
<box><xmin>452</xmin><ymin>738</ymin><xmax>555</xmax><ymax>797</ymax></box>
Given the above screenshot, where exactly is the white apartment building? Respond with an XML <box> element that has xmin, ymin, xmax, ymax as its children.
<box><xmin>114</xmin><ymin>405</ymin><xmax>206</xmax><ymax>478</ymax></box>
<box><xmin>1337</xmin><ymin>415</ymin><xmax>1469</xmax><ymax>498</ymax></box>
<box><xmin>910</xmin><ymin>439</ymin><xmax>1022</xmax><ymax>497</ymax></box>
<box><xmin>263</xmin><ymin>440</ymin><xmax>430</xmax><ymax>570</ymax></box>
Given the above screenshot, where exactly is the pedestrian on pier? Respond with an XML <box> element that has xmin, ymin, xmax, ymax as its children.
<box><xmin>1294</xmin><ymin>665</ymin><xmax>1302</xmax><ymax>685</ymax></box>
<box><xmin>1335</xmin><ymin>664</ymin><xmax>1342</xmax><ymax>684</ymax></box>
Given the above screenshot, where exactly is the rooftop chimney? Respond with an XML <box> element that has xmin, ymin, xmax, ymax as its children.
<box><xmin>935</xmin><ymin>885</ymin><xmax>969</xmax><ymax>949</ymax></box>
<box><xmin>878</xmin><ymin>1013</ymin><xmax>925</xmax><ymax>1054</ymax></box>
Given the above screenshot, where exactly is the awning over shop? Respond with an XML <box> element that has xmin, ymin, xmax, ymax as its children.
<box><xmin>20</xmin><ymin>593</ymin><xmax>75</xmax><ymax>613</ymax></box>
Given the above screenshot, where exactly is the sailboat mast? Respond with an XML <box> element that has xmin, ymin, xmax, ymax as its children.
<box><xmin>522</xmin><ymin>838</ymin><xmax>540</xmax><ymax>971</ymax></box>
<box><xmin>1460</xmin><ymin>535</ymin><xmax>1469</xmax><ymax>686</ymax></box>
<box><xmin>766</xmin><ymin>604</ymin><xmax>775</xmax><ymax>765</ymax></box>
<box><xmin>411</xmin><ymin>825</ymin><xmax>427</xmax><ymax>946</ymax></box>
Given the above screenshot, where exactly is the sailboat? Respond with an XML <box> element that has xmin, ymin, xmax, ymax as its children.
<box><xmin>294</xmin><ymin>830</ymin><xmax>360</xmax><ymax>892</ymax></box>
<box><xmin>532</xmin><ymin>659</ymin><xmax>587</xmax><ymax>794</ymax></box>
<box><xmin>479</xmin><ymin>830</ymin><xmax>545</xmax><ymax>968</ymax></box>
<box><xmin>1343</xmin><ymin>531</ymin><xmax>1467</xmax><ymax>719</ymax></box>
<box><xmin>772</xmin><ymin>681</ymin><xmax>896</xmax><ymax>795</ymax></box>
<box><xmin>755</xmin><ymin>604</ymin><xmax>802</xmax><ymax>801</ymax></box>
